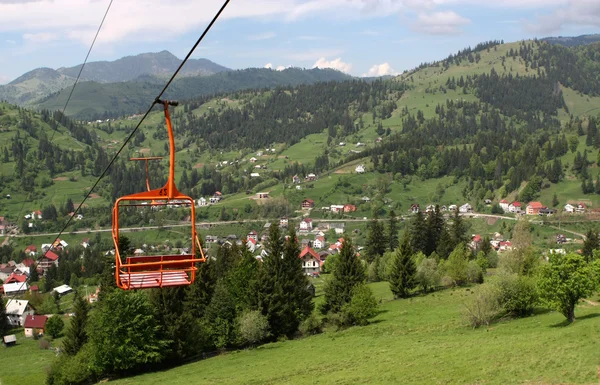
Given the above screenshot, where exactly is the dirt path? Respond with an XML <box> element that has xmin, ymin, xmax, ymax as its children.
<box><xmin>582</xmin><ymin>299</ymin><xmax>599</xmax><ymax>306</ymax></box>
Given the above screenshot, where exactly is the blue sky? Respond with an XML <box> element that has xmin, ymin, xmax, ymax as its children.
<box><xmin>0</xmin><ymin>0</ymin><xmax>599</xmax><ymax>84</ymax></box>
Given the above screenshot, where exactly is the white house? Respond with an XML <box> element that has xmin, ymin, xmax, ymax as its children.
<box><xmin>330</xmin><ymin>223</ymin><xmax>346</xmax><ymax>234</ymax></box>
<box><xmin>448</xmin><ymin>204</ymin><xmax>457</xmax><ymax>211</ymax></box>
<box><xmin>564</xmin><ymin>203</ymin><xmax>574</xmax><ymax>213</ymax></box>
<box><xmin>299</xmin><ymin>218</ymin><xmax>313</xmax><ymax>231</ymax></box>
<box><xmin>313</xmin><ymin>236</ymin><xmax>326</xmax><ymax>249</ymax></box>
<box><xmin>198</xmin><ymin>197</ymin><xmax>207</xmax><ymax>207</ymax></box>
<box><xmin>361</xmin><ymin>196</ymin><xmax>371</xmax><ymax>202</ymax></box>
<box><xmin>459</xmin><ymin>203</ymin><xmax>473</xmax><ymax>213</ymax></box>
<box><xmin>508</xmin><ymin>202</ymin><xmax>522</xmax><ymax>213</ymax></box>
<box><xmin>249</xmin><ymin>157</ymin><xmax>258</xmax><ymax>163</ymax></box>
<box><xmin>299</xmin><ymin>246</ymin><xmax>322</xmax><ymax>276</ymax></box>
<box><xmin>3</xmin><ymin>282</ymin><xmax>29</xmax><ymax>296</ymax></box>
<box><xmin>250</xmin><ymin>172</ymin><xmax>260</xmax><ymax>178</ymax></box>
<box><xmin>53</xmin><ymin>284</ymin><xmax>73</xmax><ymax>296</ymax></box>
<box><xmin>499</xmin><ymin>199</ymin><xmax>509</xmax><ymax>212</ymax></box>
<box><xmin>355</xmin><ymin>164</ymin><xmax>365</xmax><ymax>173</ymax></box>
<box><xmin>246</xmin><ymin>238</ymin><xmax>258</xmax><ymax>252</ymax></box>
<box><xmin>330</xmin><ymin>205</ymin><xmax>345</xmax><ymax>213</ymax></box>
<box><xmin>5</xmin><ymin>299</ymin><xmax>34</xmax><ymax>327</ymax></box>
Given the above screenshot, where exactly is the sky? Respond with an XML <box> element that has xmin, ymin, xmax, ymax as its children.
<box><xmin>0</xmin><ymin>0</ymin><xmax>599</xmax><ymax>84</ymax></box>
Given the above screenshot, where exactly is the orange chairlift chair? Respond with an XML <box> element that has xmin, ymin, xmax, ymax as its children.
<box><xmin>112</xmin><ymin>99</ymin><xmax>206</xmax><ymax>290</ymax></box>
<box><xmin>129</xmin><ymin>155</ymin><xmax>163</xmax><ymax>206</ymax></box>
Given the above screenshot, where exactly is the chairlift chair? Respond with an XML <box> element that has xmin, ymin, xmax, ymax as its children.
<box><xmin>112</xmin><ymin>99</ymin><xmax>205</xmax><ymax>290</ymax></box>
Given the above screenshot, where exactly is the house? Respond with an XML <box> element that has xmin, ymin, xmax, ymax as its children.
<box><xmin>247</xmin><ymin>231</ymin><xmax>258</xmax><ymax>241</ymax></box>
<box><xmin>564</xmin><ymin>203</ymin><xmax>575</xmax><ymax>213</ymax></box>
<box><xmin>299</xmin><ymin>246</ymin><xmax>322</xmax><ymax>276</ymax></box>
<box><xmin>305</xmin><ymin>173</ymin><xmax>317</xmax><ymax>181</ymax></box>
<box><xmin>3</xmin><ymin>282</ymin><xmax>29</xmax><ymax>296</ymax></box>
<box><xmin>24</xmin><ymin>315</ymin><xmax>48</xmax><ymax>338</ymax></box>
<box><xmin>339</xmin><ymin>142</ymin><xmax>346</xmax><ymax>146</ymax></box>
<box><xmin>484</xmin><ymin>199</ymin><xmax>492</xmax><ymax>205</ymax></box>
<box><xmin>292</xmin><ymin>175</ymin><xmax>301</xmax><ymax>184</ymax></box>
<box><xmin>361</xmin><ymin>196</ymin><xmax>371</xmax><ymax>202</ymax></box>
<box><xmin>575</xmin><ymin>203</ymin><xmax>586</xmax><ymax>213</ymax></box>
<box><xmin>539</xmin><ymin>207</ymin><xmax>556</xmax><ymax>216</ymax></box>
<box><xmin>410</xmin><ymin>204</ymin><xmax>420</xmax><ymax>214</ymax></box>
<box><xmin>556</xmin><ymin>234</ymin><xmax>567</xmax><ymax>244</ymax></box>
<box><xmin>280</xmin><ymin>217</ymin><xmax>289</xmax><ymax>228</ymax></box>
<box><xmin>5</xmin><ymin>273</ymin><xmax>27</xmax><ymax>284</ymax></box>
<box><xmin>301</xmin><ymin>239</ymin><xmax>313</xmax><ymax>248</ymax></box>
<box><xmin>498</xmin><ymin>241</ymin><xmax>513</xmax><ymax>252</ymax></box>
<box><xmin>356</xmin><ymin>142</ymin><xmax>365</xmax><ymax>147</ymax></box>
<box><xmin>328</xmin><ymin>243</ymin><xmax>341</xmax><ymax>253</ymax></box>
<box><xmin>526</xmin><ymin>201</ymin><xmax>544</xmax><ymax>215</ymax></box>
<box><xmin>205</xmin><ymin>235</ymin><xmax>219</xmax><ymax>244</ymax></box>
<box><xmin>299</xmin><ymin>218</ymin><xmax>313</xmax><ymax>231</ymax></box>
<box><xmin>250</xmin><ymin>172</ymin><xmax>260</xmax><ymax>178</ymax></box>
<box><xmin>249</xmin><ymin>157</ymin><xmax>257</xmax><ymax>163</ymax></box>
<box><xmin>38</xmin><ymin>250</ymin><xmax>59</xmax><ymax>272</ymax></box>
<box><xmin>24</xmin><ymin>245</ymin><xmax>37</xmax><ymax>256</ymax></box>
<box><xmin>246</xmin><ymin>238</ymin><xmax>258</xmax><ymax>252</ymax></box>
<box><xmin>256</xmin><ymin>192</ymin><xmax>270</xmax><ymax>199</ymax></box>
<box><xmin>425</xmin><ymin>204</ymin><xmax>436</xmax><ymax>213</ymax></box>
<box><xmin>508</xmin><ymin>201</ymin><xmax>522</xmax><ymax>213</ymax></box>
<box><xmin>81</xmin><ymin>238</ymin><xmax>90</xmax><ymax>248</ymax></box>
<box><xmin>343</xmin><ymin>204</ymin><xmax>357</xmax><ymax>213</ymax></box>
<box><xmin>301</xmin><ymin>199</ymin><xmax>315</xmax><ymax>209</ymax></box>
<box><xmin>355</xmin><ymin>164</ymin><xmax>365</xmax><ymax>173</ymax></box>
<box><xmin>13</xmin><ymin>263</ymin><xmax>30</xmax><ymax>276</ymax></box>
<box><xmin>459</xmin><ymin>203</ymin><xmax>473</xmax><ymax>213</ymax></box>
<box><xmin>53</xmin><ymin>284</ymin><xmax>73</xmax><ymax>296</ymax></box>
<box><xmin>21</xmin><ymin>258</ymin><xmax>35</xmax><ymax>268</ymax></box>
<box><xmin>330</xmin><ymin>222</ymin><xmax>346</xmax><ymax>235</ymax></box>
<box><xmin>197</xmin><ymin>197</ymin><xmax>207</xmax><ymax>206</ymax></box>
<box><xmin>499</xmin><ymin>199</ymin><xmax>509</xmax><ymax>212</ymax></box>
<box><xmin>5</xmin><ymin>299</ymin><xmax>34</xmax><ymax>327</ymax></box>
<box><xmin>448</xmin><ymin>204</ymin><xmax>457</xmax><ymax>211</ymax></box>
<box><xmin>3</xmin><ymin>334</ymin><xmax>16</xmax><ymax>347</ymax></box>
<box><xmin>470</xmin><ymin>234</ymin><xmax>482</xmax><ymax>252</ymax></box>
<box><xmin>330</xmin><ymin>205</ymin><xmax>345</xmax><ymax>213</ymax></box>
<box><xmin>256</xmin><ymin>151</ymin><xmax>263</xmax><ymax>156</ymax></box>
<box><xmin>314</xmin><ymin>236</ymin><xmax>326</xmax><ymax>249</ymax></box>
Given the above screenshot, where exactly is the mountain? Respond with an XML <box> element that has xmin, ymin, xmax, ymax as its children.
<box><xmin>34</xmin><ymin>67</ymin><xmax>354</xmax><ymax>119</ymax></box>
<box><xmin>541</xmin><ymin>34</ymin><xmax>600</xmax><ymax>47</ymax></box>
<box><xmin>0</xmin><ymin>50</ymin><xmax>229</xmax><ymax>106</ymax></box>
<box><xmin>56</xmin><ymin>50</ymin><xmax>230</xmax><ymax>83</ymax></box>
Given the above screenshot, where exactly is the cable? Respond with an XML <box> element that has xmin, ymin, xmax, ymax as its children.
<box><xmin>51</xmin><ymin>0</ymin><xmax>114</xmax><ymax>142</ymax></box>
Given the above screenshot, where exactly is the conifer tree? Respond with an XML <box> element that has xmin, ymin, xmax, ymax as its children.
<box><xmin>321</xmin><ymin>236</ymin><xmax>365</xmax><ymax>314</ymax></box>
<box><xmin>29</xmin><ymin>264</ymin><xmax>39</xmax><ymax>282</ymax></box>
<box><xmin>387</xmin><ymin>210</ymin><xmax>399</xmax><ymax>251</ymax></box>
<box><xmin>426</xmin><ymin>205</ymin><xmax>445</xmax><ymax>255</ymax></box>
<box><xmin>582</xmin><ymin>229</ymin><xmax>599</xmax><ymax>262</ymax></box>
<box><xmin>62</xmin><ymin>291</ymin><xmax>89</xmax><ymax>356</ymax></box>
<box><xmin>0</xmin><ymin>299</ymin><xmax>9</xmax><ymax>337</ymax></box>
<box><xmin>410</xmin><ymin>210</ymin><xmax>428</xmax><ymax>254</ymax></box>
<box><xmin>226</xmin><ymin>248</ymin><xmax>259</xmax><ymax>312</ymax></box>
<box><xmin>436</xmin><ymin>225</ymin><xmax>454</xmax><ymax>259</ymax></box>
<box><xmin>204</xmin><ymin>280</ymin><xmax>237</xmax><ymax>349</ymax></box>
<box><xmin>366</xmin><ymin>215</ymin><xmax>386</xmax><ymax>262</ymax></box>
<box><xmin>389</xmin><ymin>232</ymin><xmax>416</xmax><ymax>299</ymax></box>
<box><xmin>184</xmin><ymin>259</ymin><xmax>217</xmax><ymax>320</ymax></box>
<box><xmin>450</xmin><ymin>210</ymin><xmax>468</xmax><ymax>247</ymax></box>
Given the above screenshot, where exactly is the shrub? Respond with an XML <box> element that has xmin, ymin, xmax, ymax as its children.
<box><xmin>341</xmin><ymin>284</ymin><xmax>379</xmax><ymax>326</ymax></box>
<box><xmin>299</xmin><ymin>313</ymin><xmax>323</xmax><ymax>336</ymax></box>
<box><xmin>45</xmin><ymin>315</ymin><xmax>65</xmax><ymax>339</ymax></box>
<box><xmin>39</xmin><ymin>339</ymin><xmax>50</xmax><ymax>350</ymax></box>
<box><xmin>46</xmin><ymin>344</ymin><xmax>98</xmax><ymax>385</ymax></box>
<box><xmin>237</xmin><ymin>310</ymin><xmax>270</xmax><ymax>346</ymax></box>
<box><xmin>462</xmin><ymin>283</ymin><xmax>501</xmax><ymax>328</ymax></box>
<box><xmin>415</xmin><ymin>257</ymin><xmax>440</xmax><ymax>293</ymax></box>
<box><xmin>487</xmin><ymin>250</ymin><xmax>498</xmax><ymax>268</ymax></box>
<box><xmin>467</xmin><ymin>261</ymin><xmax>484</xmax><ymax>284</ymax></box>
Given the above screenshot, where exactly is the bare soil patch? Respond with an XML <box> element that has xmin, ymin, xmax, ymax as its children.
<box><xmin>139</xmin><ymin>148</ymin><xmax>151</xmax><ymax>154</ymax></box>
<box><xmin>486</xmin><ymin>217</ymin><xmax>497</xmax><ymax>226</ymax></box>
<box><xmin>53</xmin><ymin>177</ymin><xmax>68</xmax><ymax>181</ymax></box>
<box><xmin>193</xmin><ymin>162</ymin><xmax>205</xmax><ymax>169</ymax></box>
<box><xmin>89</xmin><ymin>193</ymin><xmax>101</xmax><ymax>199</ymax></box>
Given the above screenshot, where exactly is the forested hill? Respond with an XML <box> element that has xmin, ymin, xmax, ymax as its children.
<box><xmin>2</xmin><ymin>38</ymin><xmax>600</xmax><ymax>228</ymax></box>
<box><xmin>34</xmin><ymin>67</ymin><xmax>353</xmax><ymax>120</ymax></box>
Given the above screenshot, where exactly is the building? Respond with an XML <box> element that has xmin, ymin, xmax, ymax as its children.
<box><xmin>197</xmin><ymin>197</ymin><xmax>207</xmax><ymax>206</ymax></box>
<box><xmin>256</xmin><ymin>192</ymin><xmax>270</xmax><ymax>199</ymax></box>
<box><xmin>280</xmin><ymin>217</ymin><xmax>289</xmax><ymax>228</ymax></box>
<box><xmin>24</xmin><ymin>315</ymin><xmax>48</xmax><ymax>338</ymax></box>
<box><xmin>292</xmin><ymin>175</ymin><xmax>301</xmax><ymax>184</ymax></box>
<box><xmin>355</xmin><ymin>164</ymin><xmax>365</xmax><ymax>173</ymax></box>
<box><xmin>38</xmin><ymin>250</ymin><xmax>59</xmax><ymax>271</ymax></box>
<box><xmin>299</xmin><ymin>246</ymin><xmax>322</xmax><ymax>276</ymax></box>
<box><xmin>246</xmin><ymin>238</ymin><xmax>258</xmax><ymax>252</ymax></box>
<box><xmin>470</xmin><ymin>234</ymin><xmax>482</xmax><ymax>252</ymax></box>
<box><xmin>410</xmin><ymin>204</ymin><xmax>420</xmax><ymax>214</ymax></box>
<box><xmin>343</xmin><ymin>204</ymin><xmax>357</xmax><ymax>213</ymax></box>
<box><xmin>3</xmin><ymin>282</ymin><xmax>29</xmax><ymax>296</ymax></box>
<box><xmin>330</xmin><ymin>205</ymin><xmax>345</xmax><ymax>213</ymax></box>
<box><xmin>526</xmin><ymin>201</ymin><xmax>544</xmax><ymax>215</ymax></box>
<box><xmin>313</xmin><ymin>236</ymin><xmax>326</xmax><ymax>249</ymax></box>
<box><xmin>299</xmin><ymin>218</ymin><xmax>313</xmax><ymax>231</ymax></box>
<box><xmin>459</xmin><ymin>203</ymin><xmax>473</xmax><ymax>213</ymax></box>
<box><xmin>24</xmin><ymin>245</ymin><xmax>37</xmax><ymax>256</ymax></box>
<box><xmin>53</xmin><ymin>284</ymin><xmax>73</xmax><ymax>297</ymax></box>
<box><xmin>508</xmin><ymin>202</ymin><xmax>522</xmax><ymax>213</ymax></box>
<box><xmin>301</xmin><ymin>199</ymin><xmax>315</xmax><ymax>209</ymax></box>
<box><xmin>5</xmin><ymin>299</ymin><xmax>34</xmax><ymax>327</ymax></box>
<box><xmin>499</xmin><ymin>199</ymin><xmax>509</xmax><ymax>212</ymax></box>
<box><xmin>564</xmin><ymin>203</ymin><xmax>575</xmax><ymax>213</ymax></box>
<box><xmin>330</xmin><ymin>222</ymin><xmax>346</xmax><ymax>235</ymax></box>
<box><xmin>247</xmin><ymin>230</ymin><xmax>258</xmax><ymax>241</ymax></box>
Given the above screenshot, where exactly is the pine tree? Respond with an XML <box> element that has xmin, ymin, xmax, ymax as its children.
<box><xmin>552</xmin><ymin>193</ymin><xmax>559</xmax><ymax>207</ymax></box>
<box><xmin>450</xmin><ymin>210</ymin><xmax>468</xmax><ymax>247</ymax></box>
<box><xmin>98</xmin><ymin>255</ymin><xmax>116</xmax><ymax>301</ymax></box>
<box><xmin>410</xmin><ymin>211</ymin><xmax>428</xmax><ymax>254</ymax></box>
<box><xmin>204</xmin><ymin>280</ymin><xmax>237</xmax><ymax>349</ymax></box>
<box><xmin>44</xmin><ymin>264</ymin><xmax>58</xmax><ymax>293</ymax></box>
<box><xmin>387</xmin><ymin>210</ymin><xmax>399</xmax><ymax>251</ymax></box>
<box><xmin>226</xmin><ymin>248</ymin><xmax>259</xmax><ymax>311</ymax></box>
<box><xmin>480</xmin><ymin>236</ymin><xmax>492</xmax><ymax>257</ymax></box>
<box><xmin>426</xmin><ymin>205</ymin><xmax>445</xmax><ymax>255</ymax></box>
<box><xmin>321</xmin><ymin>236</ymin><xmax>365</xmax><ymax>314</ymax></box>
<box><xmin>0</xmin><ymin>299</ymin><xmax>9</xmax><ymax>337</ymax></box>
<box><xmin>581</xmin><ymin>229</ymin><xmax>599</xmax><ymax>262</ymax></box>
<box><xmin>29</xmin><ymin>264</ymin><xmax>39</xmax><ymax>282</ymax></box>
<box><xmin>389</xmin><ymin>232</ymin><xmax>416</xmax><ymax>299</ymax></box>
<box><xmin>436</xmin><ymin>225</ymin><xmax>454</xmax><ymax>259</ymax></box>
<box><xmin>62</xmin><ymin>292</ymin><xmax>89</xmax><ymax>356</ymax></box>
<box><xmin>184</xmin><ymin>259</ymin><xmax>217</xmax><ymax>320</ymax></box>
<box><xmin>366</xmin><ymin>215</ymin><xmax>386</xmax><ymax>262</ymax></box>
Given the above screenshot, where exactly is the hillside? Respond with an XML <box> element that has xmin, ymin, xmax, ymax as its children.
<box><xmin>542</xmin><ymin>33</ymin><xmax>600</xmax><ymax>47</ymax></box>
<box><xmin>0</xmin><ymin>51</ymin><xmax>229</xmax><ymax>106</ymax></box>
<box><xmin>34</xmin><ymin>67</ymin><xmax>354</xmax><ymax>119</ymax></box>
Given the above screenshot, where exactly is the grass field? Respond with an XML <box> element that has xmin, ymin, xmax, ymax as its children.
<box><xmin>109</xmin><ymin>282</ymin><xmax>600</xmax><ymax>385</ymax></box>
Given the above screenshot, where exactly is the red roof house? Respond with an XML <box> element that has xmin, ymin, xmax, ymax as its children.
<box><xmin>38</xmin><ymin>250</ymin><xmax>59</xmax><ymax>271</ymax></box>
<box><xmin>23</xmin><ymin>315</ymin><xmax>48</xmax><ymax>337</ymax></box>
<box><xmin>5</xmin><ymin>273</ymin><xmax>27</xmax><ymax>284</ymax></box>
<box><xmin>21</xmin><ymin>258</ymin><xmax>35</xmax><ymax>267</ymax></box>
<box><xmin>301</xmin><ymin>199</ymin><xmax>315</xmax><ymax>209</ymax></box>
<box><xmin>526</xmin><ymin>201</ymin><xmax>544</xmax><ymax>215</ymax></box>
<box><xmin>299</xmin><ymin>246</ymin><xmax>322</xmax><ymax>275</ymax></box>
<box><xmin>343</xmin><ymin>204</ymin><xmax>357</xmax><ymax>213</ymax></box>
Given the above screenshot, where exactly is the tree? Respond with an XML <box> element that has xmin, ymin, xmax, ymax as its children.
<box><xmin>45</xmin><ymin>315</ymin><xmax>64</xmax><ymax>339</ymax></box>
<box><xmin>445</xmin><ymin>243</ymin><xmax>469</xmax><ymax>286</ymax></box>
<box><xmin>0</xmin><ymin>299</ymin><xmax>10</xmax><ymax>337</ymax></box>
<box><xmin>90</xmin><ymin>290</ymin><xmax>169</xmax><ymax>374</ymax></box>
<box><xmin>480</xmin><ymin>236</ymin><xmax>492</xmax><ymax>257</ymax></box>
<box><xmin>387</xmin><ymin>210</ymin><xmax>399</xmax><ymax>251</ymax></box>
<box><xmin>226</xmin><ymin>248</ymin><xmax>259</xmax><ymax>311</ymax></box>
<box><xmin>365</xmin><ymin>216</ymin><xmax>386</xmax><ymax>262</ymax></box>
<box><xmin>410</xmin><ymin>211</ymin><xmax>428</xmax><ymax>254</ymax></box>
<box><xmin>450</xmin><ymin>210</ymin><xmax>468</xmax><ymax>247</ymax></box>
<box><xmin>341</xmin><ymin>284</ymin><xmax>378</xmax><ymax>326</ymax></box>
<box><xmin>425</xmin><ymin>205</ymin><xmax>445</xmax><ymax>255</ymax></box>
<box><xmin>321</xmin><ymin>236</ymin><xmax>365</xmax><ymax>314</ymax></box>
<box><xmin>582</xmin><ymin>229</ymin><xmax>599</xmax><ymax>262</ymax></box>
<box><xmin>62</xmin><ymin>292</ymin><xmax>90</xmax><ymax>356</ymax></box>
<box><xmin>415</xmin><ymin>257</ymin><xmax>440</xmax><ymax>293</ymax></box>
<box><xmin>29</xmin><ymin>264</ymin><xmax>39</xmax><ymax>282</ymax></box>
<box><xmin>204</xmin><ymin>281</ymin><xmax>237</xmax><ymax>349</ymax></box>
<box><xmin>552</xmin><ymin>193</ymin><xmax>559</xmax><ymax>207</ymax></box>
<box><xmin>44</xmin><ymin>264</ymin><xmax>58</xmax><ymax>292</ymax></box>
<box><xmin>238</xmin><ymin>310</ymin><xmax>270</xmax><ymax>346</ymax></box>
<box><xmin>436</xmin><ymin>226</ymin><xmax>454</xmax><ymax>259</ymax></box>
<box><xmin>538</xmin><ymin>253</ymin><xmax>600</xmax><ymax>322</ymax></box>
<box><xmin>389</xmin><ymin>232</ymin><xmax>416</xmax><ymax>298</ymax></box>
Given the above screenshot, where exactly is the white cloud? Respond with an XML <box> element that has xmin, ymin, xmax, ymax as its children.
<box><xmin>411</xmin><ymin>11</ymin><xmax>471</xmax><ymax>35</ymax></box>
<box><xmin>264</xmin><ymin>63</ymin><xmax>273</xmax><ymax>69</ymax></box>
<box><xmin>276</xmin><ymin>65</ymin><xmax>289</xmax><ymax>71</ymax></box>
<box><xmin>312</xmin><ymin>57</ymin><xmax>352</xmax><ymax>73</ymax></box>
<box><xmin>23</xmin><ymin>32</ymin><xmax>58</xmax><ymax>43</ymax></box>
<box><xmin>247</xmin><ymin>32</ymin><xmax>276</xmax><ymax>41</ymax></box>
<box><xmin>363</xmin><ymin>62</ymin><xmax>398</xmax><ymax>77</ymax></box>
<box><xmin>524</xmin><ymin>0</ymin><xmax>600</xmax><ymax>34</ymax></box>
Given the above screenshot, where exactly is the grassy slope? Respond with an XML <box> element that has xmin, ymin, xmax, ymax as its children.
<box><xmin>110</xmin><ymin>282</ymin><xmax>600</xmax><ymax>385</ymax></box>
